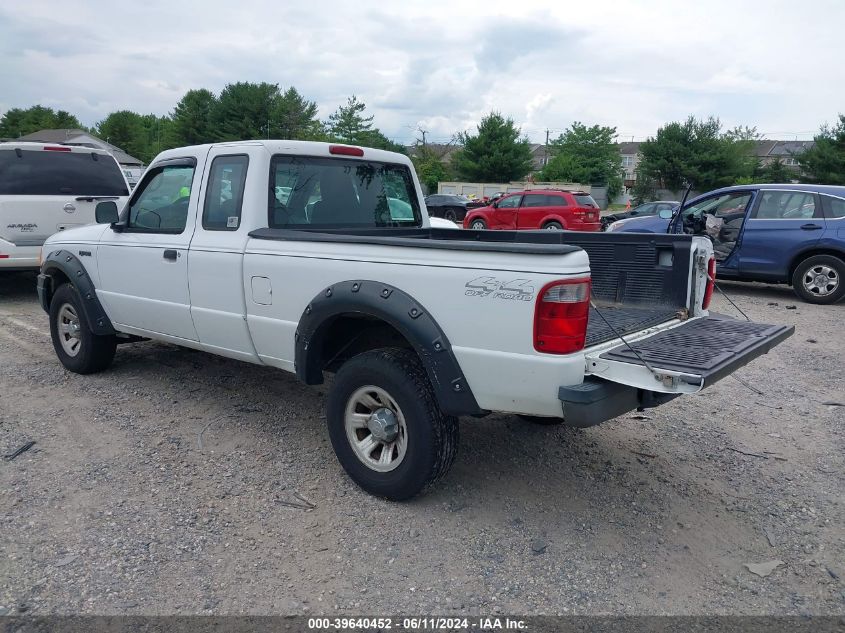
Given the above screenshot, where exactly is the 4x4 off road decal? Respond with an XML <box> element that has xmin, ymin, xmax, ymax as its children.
<box><xmin>465</xmin><ymin>276</ymin><xmax>535</xmax><ymax>301</ymax></box>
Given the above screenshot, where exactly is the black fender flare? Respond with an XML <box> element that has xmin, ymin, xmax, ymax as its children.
<box><xmin>38</xmin><ymin>249</ymin><xmax>116</xmax><ymax>336</ymax></box>
<box><xmin>295</xmin><ymin>280</ymin><xmax>482</xmax><ymax>416</ymax></box>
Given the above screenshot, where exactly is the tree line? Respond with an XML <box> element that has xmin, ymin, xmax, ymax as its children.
<box><xmin>2</xmin><ymin>90</ymin><xmax>843</xmax><ymax>197</ymax></box>
<box><xmin>0</xmin><ymin>83</ymin><xmax>403</xmax><ymax>164</ymax></box>
<box><xmin>417</xmin><ymin>112</ymin><xmax>845</xmax><ymax>199</ymax></box>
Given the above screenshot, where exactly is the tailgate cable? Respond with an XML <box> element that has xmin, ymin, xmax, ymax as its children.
<box><xmin>713</xmin><ymin>282</ymin><xmax>750</xmax><ymax>321</ymax></box>
<box><xmin>589</xmin><ymin>298</ymin><xmax>658</xmax><ymax>376</ymax></box>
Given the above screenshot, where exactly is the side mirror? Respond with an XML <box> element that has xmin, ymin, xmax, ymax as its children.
<box><xmin>658</xmin><ymin>209</ymin><xmax>674</xmax><ymax>220</ymax></box>
<box><xmin>95</xmin><ymin>200</ymin><xmax>119</xmax><ymax>224</ymax></box>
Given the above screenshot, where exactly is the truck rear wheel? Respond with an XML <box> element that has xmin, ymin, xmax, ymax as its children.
<box><xmin>326</xmin><ymin>348</ymin><xmax>459</xmax><ymax>500</ymax></box>
<box><xmin>49</xmin><ymin>284</ymin><xmax>116</xmax><ymax>374</ymax></box>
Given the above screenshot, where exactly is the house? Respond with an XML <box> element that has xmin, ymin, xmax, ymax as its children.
<box><xmin>752</xmin><ymin>140</ymin><xmax>815</xmax><ymax>168</ymax></box>
<box><xmin>617</xmin><ymin>139</ymin><xmax>815</xmax><ymax>188</ymax></box>
<box><xmin>618</xmin><ymin>141</ymin><xmax>642</xmax><ymax>187</ymax></box>
<box><xmin>14</xmin><ymin>128</ymin><xmax>145</xmax><ymax>184</ymax></box>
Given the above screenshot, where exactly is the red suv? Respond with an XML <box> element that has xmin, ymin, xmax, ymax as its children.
<box><xmin>462</xmin><ymin>190</ymin><xmax>601</xmax><ymax>231</ymax></box>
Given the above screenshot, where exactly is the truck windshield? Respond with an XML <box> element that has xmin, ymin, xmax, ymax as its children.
<box><xmin>268</xmin><ymin>155</ymin><xmax>422</xmax><ymax>229</ymax></box>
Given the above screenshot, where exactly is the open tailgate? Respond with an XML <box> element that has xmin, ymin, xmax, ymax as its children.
<box><xmin>585</xmin><ymin>316</ymin><xmax>794</xmax><ymax>393</ymax></box>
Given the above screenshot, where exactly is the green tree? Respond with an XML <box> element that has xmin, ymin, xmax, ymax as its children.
<box><xmin>326</xmin><ymin>95</ymin><xmax>374</xmax><ymax>143</ymax></box>
<box><xmin>0</xmin><ymin>105</ymin><xmax>85</xmax><ymax>138</ymax></box>
<box><xmin>272</xmin><ymin>87</ymin><xmax>323</xmax><ymax>140</ymax></box>
<box><xmin>211</xmin><ymin>81</ymin><xmax>280</xmax><ymax>141</ymax></box>
<box><xmin>798</xmin><ymin>115</ymin><xmax>845</xmax><ymax>184</ymax></box>
<box><xmin>451</xmin><ymin>112</ymin><xmax>533</xmax><ymax>182</ymax></box>
<box><xmin>96</xmin><ymin>110</ymin><xmax>148</xmax><ymax>160</ymax></box>
<box><xmin>412</xmin><ymin>145</ymin><xmax>451</xmax><ymax>193</ymax></box>
<box><xmin>636</xmin><ymin>116</ymin><xmax>756</xmax><ymax>193</ymax></box>
<box><xmin>539</xmin><ymin>122</ymin><xmax>623</xmax><ymax>200</ymax></box>
<box><xmin>756</xmin><ymin>157</ymin><xmax>792</xmax><ymax>183</ymax></box>
<box><xmin>171</xmin><ymin>89</ymin><xmax>217</xmax><ymax>146</ymax></box>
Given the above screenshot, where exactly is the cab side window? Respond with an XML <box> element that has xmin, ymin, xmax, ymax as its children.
<box><xmin>203</xmin><ymin>155</ymin><xmax>249</xmax><ymax>230</ymax></box>
<box><xmin>128</xmin><ymin>163</ymin><xmax>196</xmax><ymax>233</ymax></box>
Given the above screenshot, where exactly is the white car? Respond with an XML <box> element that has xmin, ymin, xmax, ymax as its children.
<box><xmin>0</xmin><ymin>142</ymin><xmax>129</xmax><ymax>269</ymax></box>
<box><xmin>37</xmin><ymin>141</ymin><xmax>793</xmax><ymax>500</ymax></box>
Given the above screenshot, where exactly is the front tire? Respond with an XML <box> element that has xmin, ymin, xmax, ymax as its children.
<box><xmin>469</xmin><ymin>218</ymin><xmax>487</xmax><ymax>230</ymax></box>
<box><xmin>444</xmin><ymin>207</ymin><xmax>458</xmax><ymax>222</ymax></box>
<box><xmin>791</xmin><ymin>255</ymin><xmax>845</xmax><ymax>304</ymax></box>
<box><xmin>49</xmin><ymin>284</ymin><xmax>116</xmax><ymax>374</ymax></box>
<box><xmin>326</xmin><ymin>348</ymin><xmax>459</xmax><ymax>501</ymax></box>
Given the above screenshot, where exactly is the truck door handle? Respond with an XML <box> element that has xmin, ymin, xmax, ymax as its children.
<box><xmin>163</xmin><ymin>249</ymin><xmax>179</xmax><ymax>261</ymax></box>
<box><xmin>800</xmin><ymin>223</ymin><xmax>822</xmax><ymax>231</ymax></box>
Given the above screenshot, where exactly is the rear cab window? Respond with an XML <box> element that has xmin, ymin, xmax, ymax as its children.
<box><xmin>0</xmin><ymin>147</ymin><xmax>128</xmax><ymax>196</ymax></box>
<box><xmin>268</xmin><ymin>155</ymin><xmax>422</xmax><ymax>228</ymax></box>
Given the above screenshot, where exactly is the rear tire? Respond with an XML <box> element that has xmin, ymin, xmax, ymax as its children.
<box><xmin>326</xmin><ymin>348</ymin><xmax>459</xmax><ymax>501</ymax></box>
<box><xmin>543</xmin><ymin>221</ymin><xmax>564</xmax><ymax>230</ymax></box>
<box><xmin>469</xmin><ymin>218</ymin><xmax>487</xmax><ymax>230</ymax></box>
<box><xmin>49</xmin><ymin>284</ymin><xmax>116</xmax><ymax>374</ymax></box>
<box><xmin>791</xmin><ymin>255</ymin><xmax>845</xmax><ymax>304</ymax></box>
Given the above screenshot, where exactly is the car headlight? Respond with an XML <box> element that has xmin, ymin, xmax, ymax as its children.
<box><xmin>606</xmin><ymin>221</ymin><xmax>622</xmax><ymax>232</ymax></box>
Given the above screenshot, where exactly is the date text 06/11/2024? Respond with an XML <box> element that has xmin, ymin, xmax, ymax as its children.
<box><xmin>306</xmin><ymin>617</ymin><xmax>528</xmax><ymax>630</ymax></box>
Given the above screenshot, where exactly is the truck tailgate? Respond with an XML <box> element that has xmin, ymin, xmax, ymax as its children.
<box><xmin>587</xmin><ymin>316</ymin><xmax>794</xmax><ymax>392</ymax></box>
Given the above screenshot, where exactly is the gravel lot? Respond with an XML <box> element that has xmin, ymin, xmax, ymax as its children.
<box><xmin>1</xmin><ymin>270</ymin><xmax>842</xmax><ymax>616</ymax></box>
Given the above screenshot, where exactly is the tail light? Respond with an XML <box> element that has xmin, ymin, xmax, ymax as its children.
<box><xmin>534</xmin><ymin>278</ymin><xmax>591</xmax><ymax>354</ymax></box>
<box><xmin>702</xmin><ymin>256</ymin><xmax>716</xmax><ymax>309</ymax></box>
<box><xmin>329</xmin><ymin>144</ymin><xmax>364</xmax><ymax>157</ymax></box>
<box><xmin>44</xmin><ymin>146</ymin><xmax>72</xmax><ymax>152</ymax></box>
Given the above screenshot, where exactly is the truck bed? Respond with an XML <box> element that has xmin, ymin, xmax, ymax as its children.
<box><xmin>250</xmin><ymin>227</ymin><xmax>698</xmax><ymax>348</ymax></box>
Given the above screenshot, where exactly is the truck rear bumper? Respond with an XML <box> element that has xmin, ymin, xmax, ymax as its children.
<box><xmin>558</xmin><ymin>378</ymin><xmax>680</xmax><ymax>428</ymax></box>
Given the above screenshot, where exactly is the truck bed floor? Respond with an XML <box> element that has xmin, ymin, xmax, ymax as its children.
<box><xmin>586</xmin><ymin>305</ymin><xmax>679</xmax><ymax>347</ymax></box>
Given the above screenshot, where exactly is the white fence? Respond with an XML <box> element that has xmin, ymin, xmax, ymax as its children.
<box><xmin>438</xmin><ymin>181</ymin><xmax>589</xmax><ymax>198</ymax></box>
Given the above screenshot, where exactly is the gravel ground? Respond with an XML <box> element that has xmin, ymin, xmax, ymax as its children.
<box><xmin>0</xmin><ymin>270</ymin><xmax>843</xmax><ymax>616</ymax></box>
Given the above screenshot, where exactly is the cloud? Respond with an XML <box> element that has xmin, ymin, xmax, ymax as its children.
<box><xmin>1</xmin><ymin>0</ymin><xmax>841</xmax><ymax>144</ymax></box>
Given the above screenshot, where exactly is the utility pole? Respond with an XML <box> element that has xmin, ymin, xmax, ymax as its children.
<box><xmin>544</xmin><ymin>129</ymin><xmax>550</xmax><ymax>166</ymax></box>
<box><xmin>417</xmin><ymin>126</ymin><xmax>428</xmax><ymax>149</ymax></box>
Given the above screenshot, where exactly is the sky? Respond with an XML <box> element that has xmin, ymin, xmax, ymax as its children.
<box><xmin>0</xmin><ymin>0</ymin><xmax>842</xmax><ymax>145</ymax></box>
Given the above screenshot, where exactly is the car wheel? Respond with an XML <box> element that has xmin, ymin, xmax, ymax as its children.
<box><xmin>791</xmin><ymin>254</ymin><xmax>845</xmax><ymax>304</ymax></box>
<box><xmin>470</xmin><ymin>218</ymin><xmax>487</xmax><ymax>230</ymax></box>
<box><xmin>544</xmin><ymin>221</ymin><xmax>563</xmax><ymax>230</ymax></box>
<box><xmin>49</xmin><ymin>284</ymin><xmax>117</xmax><ymax>374</ymax></box>
<box><xmin>444</xmin><ymin>208</ymin><xmax>457</xmax><ymax>222</ymax></box>
<box><xmin>326</xmin><ymin>348</ymin><xmax>459</xmax><ymax>500</ymax></box>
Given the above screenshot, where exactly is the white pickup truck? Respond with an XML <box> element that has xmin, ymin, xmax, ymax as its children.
<box><xmin>37</xmin><ymin>141</ymin><xmax>793</xmax><ymax>500</ymax></box>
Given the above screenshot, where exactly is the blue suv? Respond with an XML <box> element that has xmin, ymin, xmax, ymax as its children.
<box><xmin>608</xmin><ymin>184</ymin><xmax>845</xmax><ymax>304</ymax></box>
